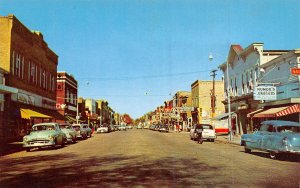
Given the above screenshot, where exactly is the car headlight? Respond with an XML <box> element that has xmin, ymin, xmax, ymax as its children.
<box><xmin>48</xmin><ymin>135</ymin><xmax>54</xmax><ymax>140</ymax></box>
<box><xmin>23</xmin><ymin>137</ymin><xmax>28</xmax><ymax>142</ymax></box>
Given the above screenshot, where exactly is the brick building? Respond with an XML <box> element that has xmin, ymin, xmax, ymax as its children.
<box><xmin>0</xmin><ymin>14</ymin><xmax>63</xmax><ymax>141</ymax></box>
<box><xmin>56</xmin><ymin>71</ymin><xmax>78</xmax><ymax>123</ymax></box>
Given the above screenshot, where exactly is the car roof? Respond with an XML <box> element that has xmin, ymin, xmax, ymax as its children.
<box><xmin>33</xmin><ymin>123</ymin><xmax>57</xmax><ymax>126</ymax></box>
<box><xmin>261</xmin><ymin>120</ymin><xmax>300</xmax><ymax>127</ymax></box>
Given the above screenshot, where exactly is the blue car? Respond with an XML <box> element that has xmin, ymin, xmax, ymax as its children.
<box><xmin>241</xmin><ymin>120</ymin><xmax>300</xmax><ymax>159</ymax></box>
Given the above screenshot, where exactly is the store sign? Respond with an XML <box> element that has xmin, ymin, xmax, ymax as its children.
<box><xmin>18</xmin><ymin>93</ymin><xmax>35</xmax><ymax>105</ymax></box>
<box><xmin>290</xmin><ymin>68</ymin><xmax>300</xmax><ymax>75</ymax></box>
<box><xmin>254</xmin><ymin>86</ymin><xmax>277</xmax><ymax>100</ymax></box>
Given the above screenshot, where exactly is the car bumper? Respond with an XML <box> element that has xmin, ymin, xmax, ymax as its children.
<box><xmin>23</xmin><ymin>140</ymin><xmax>55</xmax><ymax>148</ymax></box>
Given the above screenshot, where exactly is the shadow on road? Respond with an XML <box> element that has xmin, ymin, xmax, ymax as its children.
<box><xmin>0</xmin><ymin>153</ymin><xmax>231</xmax><ymax>187</ymax></box>
<box><xmin>238</xmin><ymin>150</ymin><xmax>300</xmax><ymax>162</ymax></box>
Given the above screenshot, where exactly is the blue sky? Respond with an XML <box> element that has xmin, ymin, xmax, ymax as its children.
<box><xmin>1</xmin><ymin>0</ymin><xmax>300</xmax><ymax>118</ymax></box>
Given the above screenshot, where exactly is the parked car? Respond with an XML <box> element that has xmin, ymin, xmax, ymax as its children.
<box><xmin>23</xmin><ymin>123</ymin><xmax>66</xmax><ymax>152</ymax></box>
<box><xmin>97</xmin><ymin>124</ymin><xmax>110</xmax><ymax>133</ymax></box>
<box><xmin>241</xmin><ymin>120</ymin><xmax>300</xmax><ymax>159</ymax></box>
<box><xmin>72</xmin><ymin>124</ymin><xmax>88</xmax><ymax>139</ymax></box>
<box><xmin>59</xmin><ymin>123</ymin><xmax>77</xmax><ymax>143</ymax></box>
<box><xmin>190</xmin><ymin>124</ymin><xmax>216</xmax><ymax>142</ymax></box>
<box><xmin>159</xmin><ymin>124</ymin><xmax>169</xmax><ymax>132</ymax></box>
<box><xmin>114</xmin><ymin>125</ymin><xmax>120</xmax><ymax>131</ymax></box>
<box><xmin>82</xmin><ymin>124</ymin><xmax>92</xmax><ymax>137</ymax></box>
<box><xmin>119</xmin><ymin>124</ymin><xmax>127</xmax><ymax>131</ymax></box>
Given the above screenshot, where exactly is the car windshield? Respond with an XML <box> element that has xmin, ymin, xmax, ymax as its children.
<box><xmin>59</xmin><ymin>124</ymin><xmax>71</xmax><ymax>129</ymax></box>
<box><xmin>277</xmin><ymin>126</ymin><xmax>300</xmax><ymax>133</ymax></box>
<box><xmin>202</xmin><ymin>125</ymin><xmax>213</xmax><ymax>129</ymax></box>
<box><xmin>73</xmin><ymin>125</ymin><xmax>80</xmax><ymax>131</ymax></box>
<box><xmin>32</xmin><ymin>125</ymin><xmax>55</xmax><ymax>131</ymax></box>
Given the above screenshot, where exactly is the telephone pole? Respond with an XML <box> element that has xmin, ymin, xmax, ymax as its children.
<box><xmin>210</xmin><ymin>69</ymin><xmax>217</xmax><ymax>118</ymax></box>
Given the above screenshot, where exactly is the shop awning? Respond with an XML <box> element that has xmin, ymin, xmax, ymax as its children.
<box><xmin>212</xmin><ymin>112</ymin><xmax>235</xmax><ymax>120</ymax></box>
<box><xmin>253</xmin><ymin>104</ymin><xmax>300</xmax><ymax>118</ymax></box>
<box><xmin>276</xmin><ymin>104</ymin><xmax>300</xmax><ymax>117</ymax></box>
<box><xmin>20</xmin><ymin>108</ymin><xmax>52</xmax><ymax>119</ymax></box>
<box><xmin>247</xmin><ymin>108</ymin><xmax>264</xmax><ymax>118</ymax></box>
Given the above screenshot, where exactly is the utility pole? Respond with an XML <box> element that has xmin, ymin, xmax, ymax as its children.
<box><xmin>210</xmin><ymin>69</ymin><xmax>217</xmax><ymax>118</ymax></box>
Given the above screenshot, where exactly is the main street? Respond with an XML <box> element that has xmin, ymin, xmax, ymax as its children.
<box><xmin>0</xmin><ymin>129</ymin><xmax>299</xmax><ymax>187</ymax></box>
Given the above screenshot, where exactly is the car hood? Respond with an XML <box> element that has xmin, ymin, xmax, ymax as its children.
<box><xmin>25</xmin><ymin>131</ymin><xmax>56</xmax><ymax>139</ymax></box>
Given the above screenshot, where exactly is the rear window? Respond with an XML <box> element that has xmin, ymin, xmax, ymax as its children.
<box><xmin>73</xmin><ymin>126</ymin><xmax>80</xmax><ymax>131</ymax></box>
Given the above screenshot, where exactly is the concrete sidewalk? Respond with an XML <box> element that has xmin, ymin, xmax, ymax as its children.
<box><xmin>215</xmin><ymin>135</ymin><xmax>241</xmax><ymax>145</ymax></box>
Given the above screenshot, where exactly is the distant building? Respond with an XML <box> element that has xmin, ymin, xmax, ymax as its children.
<box><xmin>56</xmin><ymin>71</ymin><xmax>78</xmax><ymax>123</ymax></box>
<box><xmin>0</xmin><ymin>14</ymin><xmax>63</xmax><ymax>141</ymax></box>
<box><xmin>191</xmin><ymin>80</ymin><xmax>224</xmax><ymax>124</ymax></box>
<box><xmin>173</xmin><ymin>91</ymin><xmax>192</xmax><ymax>130</ymax></box>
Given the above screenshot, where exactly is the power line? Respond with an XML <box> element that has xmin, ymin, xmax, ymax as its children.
<box><xmin>77</xmin><ymin>69</ymin><xmax>215</xmax><ymax>81</ymax></box>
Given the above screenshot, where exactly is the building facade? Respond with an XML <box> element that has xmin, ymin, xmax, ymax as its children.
<box><xmin>250</xmin><ymin>49</ymin><xmax>300</xmax><ymax>123</ymax></box>
<box><xmin>0</xmin><ymin>14</ymin><xmax>63</xmax><ymax>141</ymax></box>
<box><xmin>219</xmin><ymin>43</ymin><xmax>289</xmax><ymax>135</ymax></box>
<box><xmin>56</xmin><ymin>71</ymin><xmax>78</xmax><ymax>123</ymax></box>
<box><xmin>0</xmin><ymin>68</ymin><xmax>18</xmax><ymax>140</ymax></box>
<box><xmin>191</xmin><ymin>80</ymin><xmax>224</xmax><ymax>124</ymax></box>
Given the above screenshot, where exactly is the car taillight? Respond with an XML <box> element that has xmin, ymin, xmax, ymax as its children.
<box><xmin>282</xmin><ymin>137</ymin><xmax>288</xmax><ymax>146</ymax></box>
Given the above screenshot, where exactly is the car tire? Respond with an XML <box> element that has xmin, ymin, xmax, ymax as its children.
<box><xmin>211</xmin><ymin>139</ymin><xmax>215</xmax><ymax>142</ymax></box>
<box><xmin>61</xmin><ymin>138</ymin><xmax>65</xmax><ymax>147</ymax></box>
<box><xmin>26</xmin><ymin>148</ymin><xmax>31</xmax><ymax>152</ymax></box>
<box><xmin>269</xmin><ymin>152</ymin><xmax>280</xmax><ymax>159</ymax></box>
<box><xmin>244</xmin><ymin>143</ymin><xmax>251</xmax><ymax>153</ymax></box>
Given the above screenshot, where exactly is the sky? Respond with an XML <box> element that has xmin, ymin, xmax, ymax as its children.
<box><xmin>1</xmin><ymin>0</ymin><xmax>300</xmax><ymax>119</ymax></box>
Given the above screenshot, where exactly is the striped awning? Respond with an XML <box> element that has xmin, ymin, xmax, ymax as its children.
<box><xmin>253</xmin><ymin>104</ymin><xmax>300</xmax><ymax>118</ymax></box>
<box><xmin>276</xmin><ymin>104</ymin><xmax>300</xmax><ymax>117</ymax></box>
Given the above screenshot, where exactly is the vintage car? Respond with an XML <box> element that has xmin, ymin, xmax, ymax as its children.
<box><xmin>59</xmin><ymin>123</ymin><xmax>77</xmax><ymax>143</ymax></box>
<box><xmin>72</xmin><ymin>124</ymin><xmax>88</xmax><ymax>139</ymax></box>
<box><xmin>159</xmin><ymin>124</ymin><xmax>169</xmax><ymax>133</ymax></box>
<box><xmin>241</xmin><ymin>120</ymin><xmax>300</xmax><ymax>159</ymax></box>
<box><xmin>190</xmin><ymin>124</ymin><xmax>216</xmax><ymax>142</ymax></box>
<box><xmin>97</xmin><ymin>124</ymin><xmax>110</xmax><ymax>133</ymax></box>
<box><xmin>23</xmin><ymin>123</ymin><xmax>66</xmax><ymax>152</ymax></box>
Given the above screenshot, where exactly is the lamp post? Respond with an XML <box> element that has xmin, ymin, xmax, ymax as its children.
<box><xmin>209</xmin><ymin>53</ymin><xmax>233</xmax><ymax>141</ymax></box>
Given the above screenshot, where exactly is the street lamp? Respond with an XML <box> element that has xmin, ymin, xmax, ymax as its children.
<box><xmin>209</xmin><ymin>53</ymin><xmax>233</xmax><ymax>141</ymax></box>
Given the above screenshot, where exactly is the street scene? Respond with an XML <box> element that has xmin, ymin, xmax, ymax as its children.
<box><xmin>0</xmin><ymin>0</ymin><xmax>300</xmax><ymax>187</ymax></box>
<box><xmin>1</xmin><ymin>129</ymin><xmax>299</xmax><ymax>187</ymax></box>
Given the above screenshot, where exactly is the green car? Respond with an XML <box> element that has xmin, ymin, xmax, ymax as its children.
<box><xmin>23</xmin><ymin>123</ymin><xmax>66</xmax><ymax>152</ymax></box>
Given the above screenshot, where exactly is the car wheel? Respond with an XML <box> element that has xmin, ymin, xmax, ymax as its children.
<box><xmin>61</xmin><ymin>138</ymin><xmax>65</xmax><ymax>147</ymax></box>
<box><xmin>26</xmin><ymin>148</ymin><xmax>31</xmax><ymax>152</ymax></box>
<box><xmin>211</xmin><ymin>139</ymin><xmax>215</xmax><ymax>142</ymax></box>
<box><xmin>244</xmin><ymin>143</ymin><xmax>251</xmax><ymax>153</ymax></box>
<box><xmin>269</xmin><ymin>152</ymin><xmax>280</xmax><ymax>159</ymax></box>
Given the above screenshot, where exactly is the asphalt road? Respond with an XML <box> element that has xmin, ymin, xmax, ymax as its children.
<box><xmin>0</xmin><ymin>129</ymin><xmax>299</xmax><ymax>188</ymax></box>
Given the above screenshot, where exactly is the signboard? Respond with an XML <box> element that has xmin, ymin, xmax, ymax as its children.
<box><xmin>254</xmin><ymin>86</ymin><xmax>277</xmax><ymax>100</ymax></box>
<box><xmin>290</xmin><ymin>68</ymin><xmax>300</xmax><ymax>75</ymax></box>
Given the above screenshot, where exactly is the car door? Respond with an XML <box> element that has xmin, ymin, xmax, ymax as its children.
<box><xmin>261</xmin><ymin>124</ymin><xmax>275</xmax><ymax>151</ymax></box>
<box><xmin>248</xmin><ymin>124</ymin><xmax>267</xmax><ymax>150</ymax></box>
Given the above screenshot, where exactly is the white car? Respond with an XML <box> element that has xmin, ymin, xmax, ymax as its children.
<box><xmin>119</xmin><ymin>124</ymin><xmax>127</xmax><ymax>131</ymax></box>
<box><xmin>190</xmin><ymin>124</ymin><xmax>216</xmax><ymax>142</ymax></box>
<box><xmin>97</xmin><ymin>125</ymin><xmax>109</xmax><ymax>133</ymax></box>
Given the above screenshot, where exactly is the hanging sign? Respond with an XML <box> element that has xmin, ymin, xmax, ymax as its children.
<box><xmin>254</xmin><ymin>86</ymin><xmax>277</xmax><ymax>100</ymax></box>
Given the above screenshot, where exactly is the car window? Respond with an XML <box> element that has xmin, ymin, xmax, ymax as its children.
<box><xmin>277</xmin><ymin>126</ymin><xmax>300</xmax><ymax>133</ymax></box>
<box><xmin>260</xmin><ymin>124</ymin><xmax>269</xmax><ymax>131</ymax></box>
<box><xmin>266</xmin><ymin>125</ymin><xmax>274</xmax><ymax>132</ymax></box>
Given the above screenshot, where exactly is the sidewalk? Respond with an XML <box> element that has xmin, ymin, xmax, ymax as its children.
<box><xmin>171</xmin><ymin>130</ymin><xmax>242</xmax><ymax>146</ymax></box>
<box><xmin>0</xmin><ymin>141</ymin><xmax>24</xmax><ymax>156</ymax></box>
<box><xmin>215</xmin><ymin>134</ymin><xmax>241</xmax><ymax>145</ymax></box>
